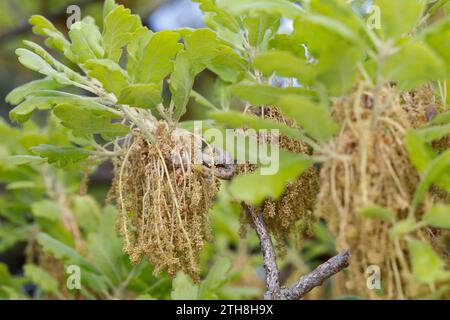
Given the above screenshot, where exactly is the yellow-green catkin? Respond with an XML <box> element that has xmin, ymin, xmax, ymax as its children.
<box><xmin>318</xmin><ymin>83</ymin><xmax>449</xmax><ymax>299</ymax></box>
<box><xmin>239</xmin><ymin>106</ymin><xmax>320</xmax><ymax>254</ymax></box>
<box><xmin>110</xmin><ymin>122</ymin><xmax>218</xmax><ymax>281</ymax></box>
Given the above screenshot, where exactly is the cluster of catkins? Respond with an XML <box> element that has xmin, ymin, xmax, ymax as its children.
<box><xmin>110</xmin><ymin>122</ymin><xmax>218</xmax><ymax>280</ymax></box>
<box><xmin>317</xmin><ymin>83</ymin><xmax>449</xmax><ymax>299</ymax></box>
<box><xmin>238</xmin><ymin>106</ymin><xmax>321</xmax><ymax>254</ymax></box>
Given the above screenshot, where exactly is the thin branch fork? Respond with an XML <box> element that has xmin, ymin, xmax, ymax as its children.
<box><xmin>244</xmin><ymin>204</ymin><xmax>350</xmax><ymax>300</ymax></box>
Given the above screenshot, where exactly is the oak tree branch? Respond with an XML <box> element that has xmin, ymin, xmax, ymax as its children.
<box><xmin>245</xmin><ymin>204</ymin><xmax>281</xmax><ymax>299</ymax></box>
<box><xmin>280</xmin><ymin>250</ymin><xmax>350</xmax><ymax>300</ymax></box>
<box><xmin>244</xmin><ymin>204</ymin><xmax>350</xmax><ymax>300</ymax></box>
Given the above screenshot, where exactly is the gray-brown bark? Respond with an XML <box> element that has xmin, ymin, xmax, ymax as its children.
<box><xmin>244</xmin><ymin>204</ymin><xmax>350</xmax><ymax>300</ymax></box>
<box><xmin>245</xmin><ymin>204</ymin><xmax>282</xmax><ymax>299</ymax></box>
<box><xmin>280</xmin><ymin>250</ymin><xmax>350</xmax><ymax>300</ymax></box>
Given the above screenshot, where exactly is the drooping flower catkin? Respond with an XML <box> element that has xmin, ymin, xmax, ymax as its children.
<box><xmin>317</xmin><ymin>83</ymin><xmax>449</xmax><ymax>299</ymax></box>
<box><xmin>238</xmin><ymin>106</ymin><xmax>320</xmax><ymax>253</ymax></box>
<box><xmin>110</xmin><ymin>122</ymin><xmax>218</xmax><ymax>281</ymax></box>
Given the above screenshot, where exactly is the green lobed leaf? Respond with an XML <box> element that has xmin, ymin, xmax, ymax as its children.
<box><xmin>31</xmin><ymin>199</ymin><xmax>61</xmax><ymax>221</ymax></box>
<box><xmin>404</xmin><ymin>130</ymin><xmax>436</xmax><ymax>173</ymax></box>
<box><xmin>30</xmin><ymin>144</ymin><xmax>90</xmax><ymax>167</ymax></box>
<box><xmin>269</xmin><ymin>34</ymin><xmax>307</xmax><ymax>57</ymax></box>
<box><xmin>203</xmin><ymin>13</ymin><xmax>243</xmax><ymax>50</ymax></box>
<box><xmin>9</xmin><ymin>91</ymin><xmax>116</xmax><ymax>123</ymax></box>
<box><xmin>84</xmin><ymin>59</ymin><xmax>129</xmax><ymax>97</ymax></box>
<box><xmin>87</xmin><ymin>206</ymin><xmax>129</xmax><ymax>286</ymax></box>
<box><xmin>71</xmin><ymin>195</ymin><xmax>101</xmax><ymax>234</ymax></box>
<box><xmin>10</xmin><ymin>97</ymin><xmax>56</xmax><ymax>123</ymax></box>
<box><xmin>374</xmin><ymin>0</ymin><xmax>427</xmax><ymax>39</ymax></box>
<box><xmin>300</xmin><ymin>14</ymin><xmax>360</xmax><ymax>43</ymax></box>
<box><xmin>243</xmin><ymin>13</ymin><xmax>280</xmax><ymax>51</ymax></box>
<box><xmin>171</xmin><ymin>272</ymin><xmax>199</xmax><ymax>300</ymax></box>
<box><xmin>80</xmin><ymin>271</ymin><xmax>111</xmax><ymax>296</ymax></box>
<box><xmin>37</xmin><ymin>232</ymin><xmax>98</xmax><ymax>273</ymax></box>
<box><xmin>317</xmin><ymin>45</ymin><xmax>363</xmax><ymax>96</ymax></box>
<box><xmin>253</xmin><ymin>50</ymin><xmax>315</xmax><ymax>84</ymax></box>
<box><xmin>5</xmin><ymin>181</ymin><xmax>43</xmax><ymax>191</ymax></box>
<box><xmin>103</xmin><ymin>5</ymin><xmax>144</xmax><ymax>63</ymax></box>
<box><xmin>199</xmin><ymin>257</ymin><xmax>232</xmax><ymax>299</ymax></box>
<box><xmin>15</xmin><ymin>48</ymin><xmax>62</xmax><ymax>81</ymax></box>
<box><xmin>53</xmin><ymin>104</ymin><xmax>129</xmax><ymax>140</ymax></box>
<box><xmin>275</xmin><ymin>96</ymin><xmax>338</xmax><ymax>141</ymax></box>
<box><xmin>7</xmin><ymin>155</ymin><xmax>45</xmax><ymax>166</ymax></box>
<box><xmin>0</xmin><ymin>225</ymin><xmax>28</xmax><ymax>252</ymax></box>
<box><xmin>231</xmin><ymin>83</ymin><xmax>316</xmax><ymax>105</ymax></box>
<box><xmin>183</xmin><ymin>28</ymin><xmax>219</xmax><ymax>73</ymax></box>
<box><xmin>21</xmin><ymin>41</ymin><xmax>87</xmax><ymax>85</ymax></box>
<box><xmin>118</xmin><ymin>83</ymin><xmax>162</xmax><ymax>109</ymax></box>
<box><xmin>416</xmin><ymin>124</ymin><xmax>450</xmax><ymax>142</ymax></box>
<box><xmin>171</xmin><ymin>29</ymin><xmax>219</xmax><ymax>120</ymax></box>
<box><xmin>423</xmin><ymin>204</ymin><xmax>450</xmax><ymax>229</ymax></box>
<box><xmin>207</xmin><ymin>45</ymin><xmax>247</xmax><ymax>83</ymax></box>
<box><xmin>292</xmin><ymin>15</ymin><xmax>363</xmax><ymax>95</ymax></box>
<box><xmin>213</xmin><ymin>78</ymin><xmax>232</xmax><ymax>110</ymax></box>
<box><xmin>413</xmin><ymin>149</ymin><xmax>450</xmax><ymax>209</ymax></box>
<box><xmin>389</xmin><ymin>219</ymin><xmax>419</xmax><ymax>238</ymax></box>
<box><xmin>23</xmin><ymin>264</ymin><xmax>61</xmax><ymax>297</ymax></box>
<box><xmin>209</xmin><ymin>110</ymin><xmax>303</xmax><ymax>142</ymax></box>
<box><xmin>190</xmin><ymin>90</ymin><xmax>218</xmax><ymax>110</ymax></box>
<box><xmin>194</xmin><ymin>0</ymin><xmax>241</xmax><ymax>33</ymax></box>
<box><xmin>171</xmin><ymin>51</ymin><xmax>195</xmax><ymax>121</ymax></box>
<box><xmin>6</xmin><ymin>78</ymin><xmax>64</xmax><ymax>105</ymax></box>
<box><xmin>408</xmin><ymin>239</ymin><xmax>450</xmax><ymax>284</ymax></box>
<box><xmin>67</xmin><ymin>18</ymin><xmax>105</xmax><ymax>63</ymax></box>
<box><xmin>229</xmin><ymin>152</ymin><xmax>314</xmax><ymax>205</ymax></box>
<box><xmin>422</xmin><ymin>19</ymin><xmax>450</xmax><ymax>77</ymax></box>
<box><xmin>126</xmin><ymin>29</ymin><xmax>154</xmax><ymax>82</ymax></box>
<box><xmin>29</xmin><ymin>15</ymin><xmax>71</xmax><ymax>54</ymax></box>
<box><xmin>103</xmin><ymin>0</ymin><xmax>119</xmax><ymax>20</ymax></box>
<box><xmin>0</xmin><ymin>263</ymin><xmax>26</xmax><ymax>291</ymax></box>
<box><xmin>310</xmin><ymin>0</ymin><xmax>365</xmax><ymax>37</ymax></box>
<box><xmin>358</xmin><ymin>204</ymin><xmax>395</xmax><ymax>223</ymax></box>
<box><xmin>430</xmin><ymin>111</ymin><xmax>450</xmax><ymax>125</ymax></box>
<box><xmin>23</xmin><ymin>40</ymin><xmax>84</xmax><ymax>84</ymax></box>
<box><xmin>231</xmin><ymin>83</ymin><xmax>338</xmax><ymax>141</ymax></box>
<box><xmin>216</xmin><ymin>0</ymin><xmax>303</xmax><ymax>19</ymax></box>
<box><xmin>382</xmin><ymin>40</ymin><xmax>446</xmax><ymax>90</ymax></box>
<box><xmin>132</xmin><ymin>31</ymin><xmax>182</xmax><ymax>84</ymax></box>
